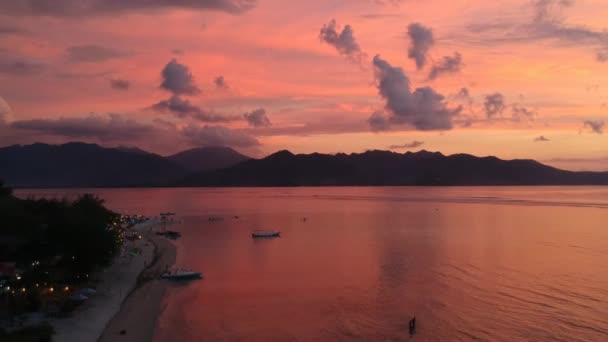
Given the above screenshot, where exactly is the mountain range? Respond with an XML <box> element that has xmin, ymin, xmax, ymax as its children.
<box><xmin>0</xmin><ymin>143</ymin><xmax>248</xmax><ymax>188</ymax></box>
<box><xmin>1</xmin><ymin>142</ymin><xmax>607</xmax><ymax>188</ymax></box>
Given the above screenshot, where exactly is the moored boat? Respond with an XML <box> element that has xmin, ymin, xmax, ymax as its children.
<box><xmin>161</xmin><ymin>268</ymin><xmax>202</xmax><ymax>280</ymax></box>
<box><xmin>155</xmin><ymin>230</ymin><xmax>182</xmax><ymax>239</ymax></box>
<box><xmin>252</xmin><ymin>230</ymin><xmax>281</xmax><ymax>238</ymax></box>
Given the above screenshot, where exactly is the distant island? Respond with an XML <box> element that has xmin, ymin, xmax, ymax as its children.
<box><xmin>1</xmin><ymin>142</ymin><xmax>607</xmax><ymax>188</ymax></box>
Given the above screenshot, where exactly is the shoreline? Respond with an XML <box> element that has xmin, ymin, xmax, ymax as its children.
<box><xmin>98</xmin><ymin>232</ymin><xmax>176</xmax><ymax>342</ymax></box>
<box><xmin>48</xmin><ymin>219</ymin><xmax>177</xmax><ymax>342</ymax></box>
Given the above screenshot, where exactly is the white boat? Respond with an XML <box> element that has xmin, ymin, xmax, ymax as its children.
<box><xmin>252</xmin><ymin>230</ymin><xmax>281</xmax><ymax>238</ymax></box>
<box><xmin>161</xmin><ymin>268</ymin><xmax>203</xmax><ymax>280</ymax></box>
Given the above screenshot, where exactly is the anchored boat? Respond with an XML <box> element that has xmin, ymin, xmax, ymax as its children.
<box><xmin>161</xmin><ymin>268</ymin><xmax>203</xmax><ymax>280</ymax></box>
<box><xmin>252</xmin><ymin>230</ymin><xmax>281</xmax><ymax>238</ymax></box>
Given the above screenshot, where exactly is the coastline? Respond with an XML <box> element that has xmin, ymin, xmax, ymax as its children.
<box><xmin>48</xmin><ymin>219</ymin><xmax>177</xmax><ymax>342</ymax></box>
<box><xmin>98</xmin><ymin>233</ymin><xmax>176</xmax><ymax>342</ymax></box>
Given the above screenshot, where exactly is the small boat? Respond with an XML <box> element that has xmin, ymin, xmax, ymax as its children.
<box><xmin>69</xmin><ymin>294</ymin><xmax>89</xmax><ymax>301</ymax></box>
<box><xmin>161</xmin><ymin>268</ymin><xmax>203</xmax><ymax>280</ymax></box>
<box><xmin>252</xmin><ymin>230</ymin><xmax>281</xmax><ymax>238</ymax></box>
<box><xmin>155</xmin><ymin>230</ymin><xmax>182</xmax><ymax>239</ymax></box>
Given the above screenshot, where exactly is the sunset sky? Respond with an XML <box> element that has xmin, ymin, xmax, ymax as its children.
<box><xmin>0</xmin><ymin>0</ymin><xmax>607</xmax><ymax>170</ymax></box>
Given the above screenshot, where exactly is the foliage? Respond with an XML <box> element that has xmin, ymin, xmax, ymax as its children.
<box><xmin>0</xmin><ymin>181</ymin><xmax>121</xmax><ymax>278</ymax></box>
<box><xmin>0</xmin><ymin>323</ymin><xmax>54</xmax><ymax>342</ymax></box>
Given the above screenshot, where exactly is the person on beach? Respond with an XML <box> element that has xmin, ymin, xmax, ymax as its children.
<box><xmin>408</xmin><ymin>317</ymin><xmax>416</xmax><ymax>335</ymax></box>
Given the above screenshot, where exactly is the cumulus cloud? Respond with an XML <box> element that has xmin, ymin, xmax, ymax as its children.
<box><xmin>534</xmin><ymin>135</ymin><xmax>550</xmax><ymax>142</ymax></box>
<box><xmin>182</xmin><ymin>124</ymin><xmax>259</xmax><ymax>147</ymax></box>
<box><xmin>370</xmin><ymin>55</ymin><xmax>461</xmax><ymax>131</ymax></box>
<box><xmin>66</xmin><ymin>45</ymin><xmax>129</xmax><ymax>63</ymax></box>
<box><xmin>583</xmin><ymin>120</ymin><xmax>605</xmax><ymax>134</ymax></box>
<box><xmin>368</xmin><ymin>111</ymin><xmax>391</xmax><ymax>132</ymax></box>
<box><xmin>484</xmin><ymin>93</ymin><xmax>506</xmax><ymax>117</ymax></box>
<box><xmin>428</xmin><ymin>52</ymin><xmax>463</xmax><ymax>80</ymax></box>
<box><xmin>0</xmin><ymin>0</ymin><xmax>256</xmax><ymax>16</ymax></box>
<box><xmin>11</xmin><ymin>114</ymin><xmax>155</xmax><ymax>141</ymax></box>
<box><xmin>407</xmin><ymin>23</ymin><xmax>434</xmax><ymax>70</ymax></box>
<box><xmin>243</xmin><ymin>108</ymin><xmax>271</xmax><ymax>127</ymax></box>
<box><xmin>214</xmin><ymin>76</ymin><xmax>228</xmax><ymax>89</ymax></box>
<box><xmin>150</xmin><ymin>95</ymin><xmax>238</xmax><ymax>122</ymax></box>
<box><xmin>319</xmin><ymin>19</ymin><xmax>365</xmax><ymax>62</ymax></box>
<box><xmin>389</xmin><ymin>140</ymin><xmax>424</xmax><ymax>149</ymax></box>
<box><xmin>161</xmin><ymin>59</ymin><xmax>200</xmax><ymax>95</ymax></box>
<box><xmin>110</xmin><ymin>79</ymin><xmax>130</xmax><ymax>90</ymax></box>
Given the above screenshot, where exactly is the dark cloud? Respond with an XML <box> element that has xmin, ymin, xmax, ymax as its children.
<box><xmin>389</xmin><ymin>140</ymin><xmax>424</xmax><ymax>149</ymax></box>
<box><xmin>66</xmin><ymin>45</ymin><xmax>129</xmax><ymax>63</ymax></box>
<box><xmin>597</xmin><ymin>52</ymin><xmax>608</xmax><ymax>62</ymax></box>
<box><xmin>533</xmin><ymin>0</ymin><xmax>575</xmax><ymax>22</ymax></box>
<box><xmin>0</xmin><ymin>23</ymin><xmax>28</xmax><ymax>35</ymax></box>
<box><xmin>455</xmin><ymin>87</ymin><xmax>471</xmax><ymax>99</ymax></box>
<box><xmin>407</xmin><ymin>23</ymin><xmax>434</xmax><ymax>70</ymax></box>
<box><xmin>464</xmin><ymin>0</ymin><xmax>608</xmax><ymax>61</ymax></box>
<box><xmin>214</xmin><ymin>76</ymin><xmax>228</xmax><ymax>89</ymax></box>
<box><xmin>319</xmin><ymin>19</ymin><xmax>365</xmax><ymax>62</ymax></box>
<box><xmin>160</xmin><ymin>59</ymin><xmax>200</xmax><ymax>95</ymax></box>
<box><xmin>368</xmin><ymin>111</ymin><xmax>390</xmax><ymax>131</ymax></box>
<box><xmin>0</xmin><ymin>0</ymin><xmax>256</xmax><ymax>16</ymax></box>
<box><xmin>56</xmin><ymin>70</ymin><xmax>111</xmax><ymax>79</ymax></box>
<box><xmin>484</xmin><ymin>93</ymin><xmax>506</xmax><ymax>118</ymax></box>
<box><xmin>583</xmin><ymin>120</ymin><xmax>605</xmax><ymax>134</ymax></box>
<box><xmin>451</xmin><ymin>87</ymin><xmax>475</xmax><ymax>115</ymax></box>
<box><xmin>530</xmin><ymin>0</ymin><xmax>608</xmax><ymax>53</ymax></box>
<box><xmin>182</xmin><ymin>124</ymin><xmax>259</xmax><ymax>147</ymax></box>
<box><xmin>534</xmin><ymin>135</ymin><xmax>550</xmax><ymax>142</ymax></box>
<box><xmin>512</xmin><ymin>103</ymin><xmax>536</xmax><ymax>120</ymax></box>
<box><xmin>370</xmin><ymin>55</ymin><xmax>461</xmax><ymax>131</ymax></box>
<box><xmin>243</xmin><ymin>108</ymin><xmax>271</xmax><ymax>127</ymax></box>
<box><xmin>0</xmin><ymin>54</ymin><xmax>46</xmax><ymax>75</ymax></box>
<box><xmin>110</xmin><ymin>79</ymin><xmax>130</xmax><ymax>90</ymax></box>
<box><xmin>11</xmin><ymin>114</ymin><xmax>154</xmax><ymax>141</ymax></box>
<box><xmin>172</xmin><ymin>49</ymin><xmax>185</xmax><ymax>55</ymax></box>
<box><xmin>428</xmin><ymin>52</ymin><xmax>462</xmax><ymax>80</ymax></box>
<box><xmin>150</xmin><ymin>95</ymin><xmax>238</xmax><ymax>122</ymax></box>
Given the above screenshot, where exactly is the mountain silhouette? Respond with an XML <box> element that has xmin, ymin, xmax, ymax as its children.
<box><xmin>2</xmin><ymin>143</ymin><xmax>607</xmax><ymax>188</ymax></box>
<box><xmin>167</xmin><ymin>146</ymin><xmax>250</xmax><ymax>172</ymax></box>
<box><xmin>177</xmin><ymin>149</ymin><xmax>608</xmax><ymax>186</ymax></box>
<box><xmin>0</xmin><ymin>142</ymin><xmax>185</xmax><ymax>188</ymax></box>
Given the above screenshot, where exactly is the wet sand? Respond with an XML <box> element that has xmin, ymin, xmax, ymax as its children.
<box><xmin>98</xmin><ymin>233</ymin><xmax>176</xmax><ymax>342</ymax></box>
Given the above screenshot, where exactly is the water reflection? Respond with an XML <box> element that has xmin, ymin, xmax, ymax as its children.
<box><xmin>16</xmin><ymin>187</ymin><xmax>608</xmax><ymax>341</ymax></box>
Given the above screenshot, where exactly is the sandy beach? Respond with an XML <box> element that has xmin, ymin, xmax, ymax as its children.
<box><xmin>49</xmin><ymin>219</ymin><xmax>177</xmax><ymax>342</ymax></box>
<box><xmin>98</xmin><ymin>233</ymin><xmax>176</xmax><ymax>342</ymax></box>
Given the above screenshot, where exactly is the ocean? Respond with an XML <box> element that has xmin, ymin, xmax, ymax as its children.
<box><xmin>17</xmin><ymin>187</ymin><xmax>608</xmax><ymax>341</ymax></box>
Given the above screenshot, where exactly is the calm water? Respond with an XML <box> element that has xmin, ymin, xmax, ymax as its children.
<box><xmin>17</xmin><ymin>187</ymin><xmax>608</xmax><ymax>341</ymax></box>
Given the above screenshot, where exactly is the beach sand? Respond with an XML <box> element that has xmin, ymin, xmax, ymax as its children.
<box><xmin>49</xmin><ymin>219</ymin><xmax>177</xmax><ymax>342</ymax></box>
<box><xmin>98</xmin><ymin>234</ymin><xmax>176</xmax><ymax>342</ymax></box>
